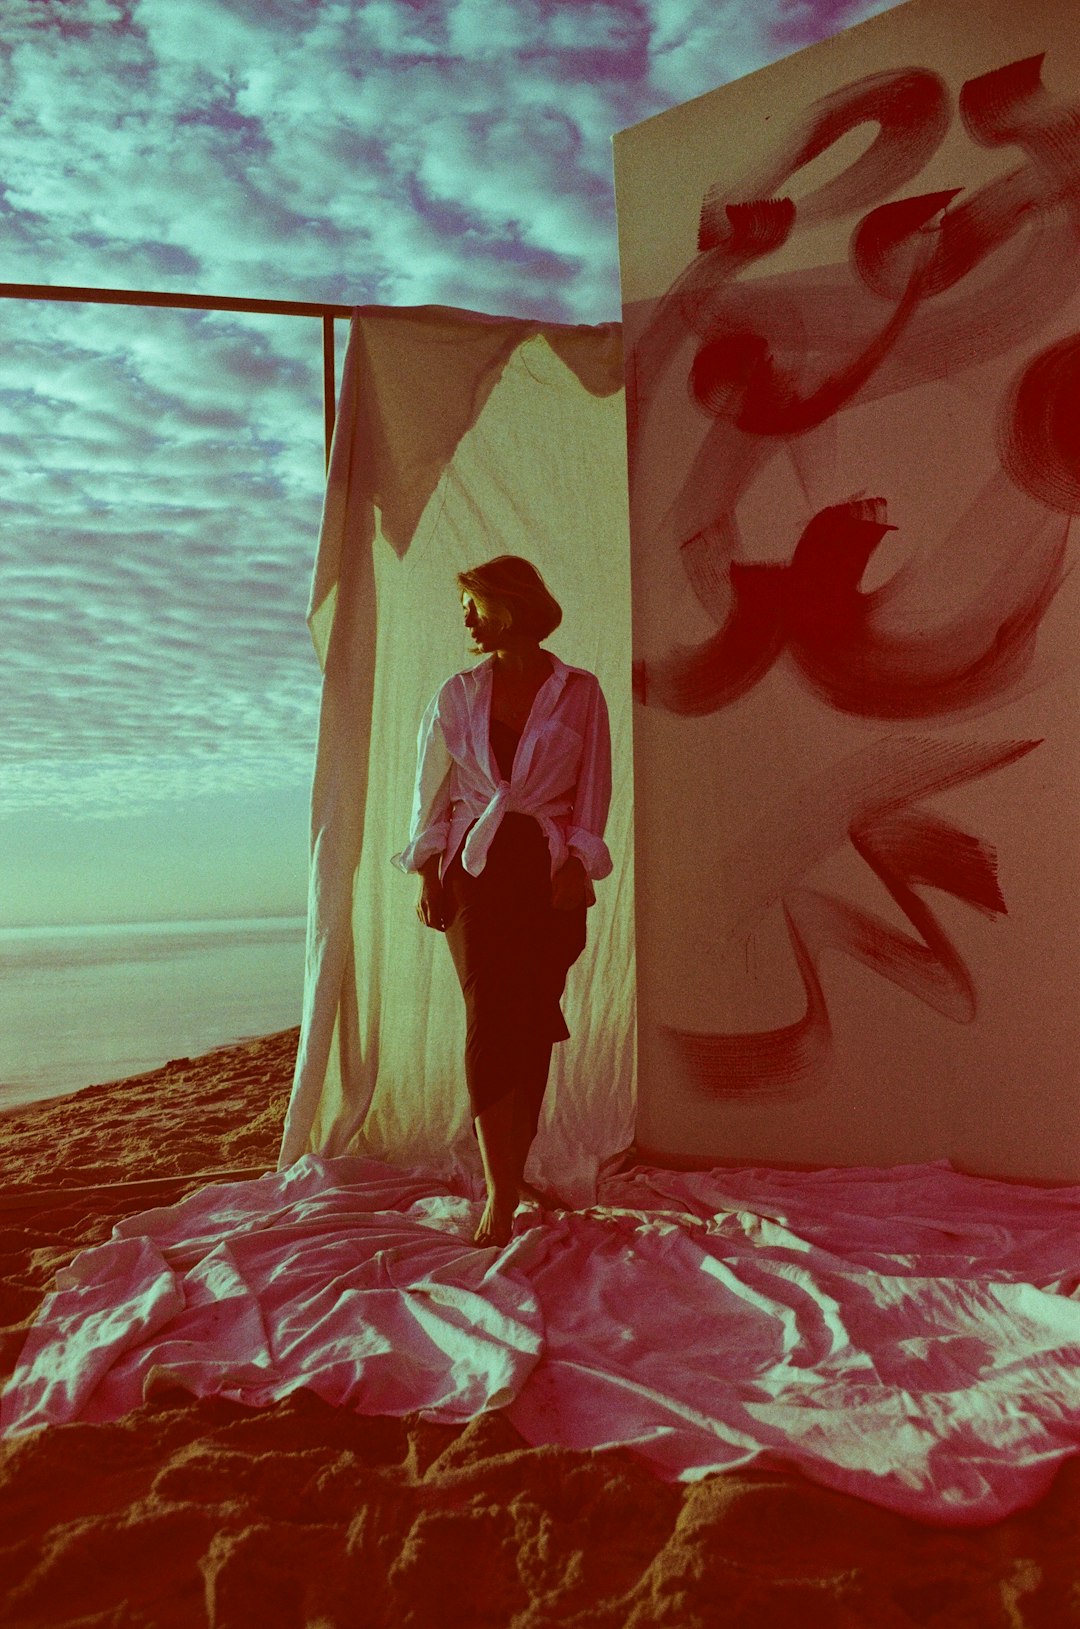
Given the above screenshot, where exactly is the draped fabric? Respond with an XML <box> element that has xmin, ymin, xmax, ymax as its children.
<box><xmin>279</xmin><ymin>307</ymin><xmax>635</xmax><ymax>1207</ymax></box>
<box><xmin>8</xmin><ymin>1155</ymin><xmax>1080</xmax><ymax>1526</ymax></box>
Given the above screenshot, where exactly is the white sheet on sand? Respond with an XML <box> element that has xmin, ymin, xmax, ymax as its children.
<box><xmin>4</xmin><ymin>1157</ymin><xmax>1080</xmax><ymax>1526</ymax></box>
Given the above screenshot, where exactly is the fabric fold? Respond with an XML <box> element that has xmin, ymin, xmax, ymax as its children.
<box><xmin>565</xmin><ymin>825</ymin><xmax>614</xmax><ymax>880</ymax></box>
<box><xmin>6</xmin><ymin>1157</ymin><xmax>1080</xmax><ymax>1526</ymax></box>
<box><xmin>459</xmin><ymin>783</ymin><xmax>513</xmax><ymax>876</ymax></box>
<box><xmin>284</xmin><ymin>308</ymin><xmax>635</xmax><ymax>1195</ymax></box>
<box><xmin>390</xmin><ymin>820</ymin><xmax>450</xmax><ymax>875</ymax></box>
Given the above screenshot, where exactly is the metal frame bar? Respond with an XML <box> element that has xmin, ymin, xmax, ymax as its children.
<box><xmin>0</xmin><ymin>280</ymin><xmax>349</xmax><ymax>1197</ymax></box>
<box><xmin>322</xmin><ymin>313</ymin><xmax>337</xmax><ymax>467</ymax></box>
<box><xmin>0</xmin><ymin>279</ymin><xmax>352</xmax><ymax>469</ymax></box>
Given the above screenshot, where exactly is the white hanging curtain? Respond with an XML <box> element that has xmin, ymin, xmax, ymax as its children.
<box><xmin>279</xmin><ymin>305</ymin><xmax>636</xmax><ymax>1204</ymax></box>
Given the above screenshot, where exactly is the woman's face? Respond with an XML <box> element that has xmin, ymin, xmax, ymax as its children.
<box><xmin>462</xmin><ymin>592</ymin><xmax>496</xmax><ymax>650</ymax></box>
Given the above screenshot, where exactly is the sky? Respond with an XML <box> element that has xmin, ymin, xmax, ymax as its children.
<box><xmin>0</xmin><ymin>0</ymin><xmax>899</xmax><ymax>927</ymax></box>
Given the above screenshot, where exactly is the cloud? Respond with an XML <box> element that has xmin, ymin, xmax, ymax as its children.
<box><xmin>0</xmin><ymin>299</ymin><xmax>327</xmax><ymax>802</ymax></box>
<box><xmin>0</xmin><ymin>0</ymin><xmax>898</xmax><ymax>323</ymax></box>
<box><xmin>0</xmin><ymin>0</ymin><xmax>905</xmax><ymax>842</ymax></box>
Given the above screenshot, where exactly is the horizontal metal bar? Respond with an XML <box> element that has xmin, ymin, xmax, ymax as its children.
<box><xmin>0</xmin><ymin>280</ymin><xmax>354</xmax><ymax>319</ymax></box>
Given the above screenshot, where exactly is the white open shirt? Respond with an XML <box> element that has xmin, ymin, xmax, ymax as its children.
<box><xmin>392</xmin><ymin>653</ymin><xmax>613</xmax><ymax>887</ymax></box>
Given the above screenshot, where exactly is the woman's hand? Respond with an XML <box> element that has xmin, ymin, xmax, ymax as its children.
<box><xmin>417</xmin><ymin>868</ymin><xmax>446</xmax><ymax>931</ymax></box>
<box><xmin>552</xmin><ymin>855</ymin><xmax>590</xmax><ymax>911</ymax></box>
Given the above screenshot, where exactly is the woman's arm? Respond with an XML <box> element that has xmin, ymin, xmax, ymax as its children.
<box><xmin>565</xmin><ymin>678</ymin><xmax>613</xmax><ymax>882</ymax></box>
<box><xmin>554</xmin><ymin>678</ymin><xmax>613</xmax><ymax>910</ymax></box>
<box><xmin>391</xmin><ymin>688</ymin><xmax>454</xmax><ymax>878</ymax></box>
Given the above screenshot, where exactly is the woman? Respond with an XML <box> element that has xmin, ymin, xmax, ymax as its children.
<box><xmin>392</xmin><ymin>555</ymin><xmax>613</xmax><ymax>1248</ymax></box>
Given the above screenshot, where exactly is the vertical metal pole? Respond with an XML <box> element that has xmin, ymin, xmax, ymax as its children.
<box><xmin>322</xmin><ymin>314</ymin><xmax>335</xmax><ymax>471</ymax></box>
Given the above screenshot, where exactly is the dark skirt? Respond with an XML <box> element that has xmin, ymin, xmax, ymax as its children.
<box><xmin>442</xmin><ymin>812</ymin><xmax>587</xmax><ymax>1137</ymax></box>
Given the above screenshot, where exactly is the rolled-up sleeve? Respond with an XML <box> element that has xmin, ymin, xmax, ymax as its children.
<box><xmin>391</xmin><ymin>688</ymin><xmax>454</xmax><ymax>874</ymax></box>
<box><xmin>565</xmin><ymin>680</ymin><xmax>613</xmax><ymax>880</ymax></box>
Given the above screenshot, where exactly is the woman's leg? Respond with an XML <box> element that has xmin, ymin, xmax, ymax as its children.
<box><xmin>473</xmin><ymin>1089</ymin><xmax>527</xmax><ymax>1246</ymax></box>
<box><xmin>475</xmin><ymin>1042</ymin><xmax>569</xmax><ymax>1242</ymax></box>
<box><xmin>446</xmin><ymin>820</ymin><xmax>586</xmax><ymax>1244</ymax></box>
<box><xmin>511</xmin><ymin>1086</ymin><xmax>557</xmax><ymax>1209</ymax></box>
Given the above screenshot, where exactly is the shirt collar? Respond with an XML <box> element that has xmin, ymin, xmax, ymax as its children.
<box><xmin>475</xmin><ymin>652</ymin><xmax>569</xmax><ymax>778</ymax></box>
<box><xmin>480</xmin><ymin>650</ymin><xmax>570</xmax><ymax>686</ymax></box>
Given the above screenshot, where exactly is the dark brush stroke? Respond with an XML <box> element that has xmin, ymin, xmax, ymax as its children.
<box><xmin>698</xmin><ymin>68</ymin><xmax>951</xmax><ymax>237</ymax></box>
<box><xmin>632</xmin><ymin>559</ymin><xmax>788</xmax><ymax>710</ymax></box>
<box><xmin>688</xmin><ymin>229</ymin><xmax>932</xmax><ymax>438</ymax></box>
<box><xmin>840</xmin><ymin>803</ymin><xmax>1005</xmax><ymax>1021</ymax></box>
<box><xmin>701</xmin><ymin>52</ymin><xmax>1080</xmax><ymax>426</ymax></box>
<box><xmin>851</xmin><ymin>188</ymin><xmax>963</xmax><ymax>297</ymax></box>
<box><xmin>786</xmin><ymin>497</ymin><xmax>1069</xmax><ymax>717</ymax></box>
<box><xmin>636</xmin><ymin>492</ymin><xmax>1068</xmax><ymax>718</ymax></box>
<box><xmin>680</xmin><ymin>71</ymin><xmax>953</xmax><ymax>448</ymax></box>
<box><xmin>630</xmin><ymin>53</ymin><xmax>1080</xmax><ymax>721</ymax></box>
<box><xmin>633</xmin><ymin>187</ymin><xmax>1080</xmax><ymax>524</ymax></box>
<box><xmin>852</xmin><ymin>57</ymin><xmax>1080</xmax><ymax>306</ymax></box>
<box><xmin>998</xmin><ymin>332</ymin><xmax>1080</xmax><ymax>514</ymax></box>
<box><xmin>717</xmin><ymin>734</ymin><xmax>1043</xmax><ymax>946</ymax></box>
<box><xmin>962</xmin><ymin>53</ymin><xmax>1080</xmax><ymax>211</ymax></box>
<box><xmin>625</xmin><ymin>200</ymin><xmax>796</xmax><ymax>477</ymax></box>
<box><xmin>662</xmin><ymin>737</ymin><xmax>1040</xmax><ymax>1101</ymax></box>
<box><xmin>665</xmin><ymin>905</ymin><xmax>831</xmax><ymax>1101</ymax></box>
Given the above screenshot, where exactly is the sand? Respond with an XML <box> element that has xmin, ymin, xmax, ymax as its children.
<box><xmin>1</xmin><ymin>1031</ymin><xmax>1077</xmax><ymax>1628</ymax></box>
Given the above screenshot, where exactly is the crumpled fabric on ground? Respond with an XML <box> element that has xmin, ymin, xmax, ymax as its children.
<box><xmin>4</xmin><ymin>1155</ymin><xmax>1080</xmax><ymax>1526</ymax></box>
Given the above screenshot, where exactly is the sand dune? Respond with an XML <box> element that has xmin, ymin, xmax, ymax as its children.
<box><xmin>1</xmin><ymin>1031</ymin><xmax>1076</xmax><ymax>1627</ymax></box>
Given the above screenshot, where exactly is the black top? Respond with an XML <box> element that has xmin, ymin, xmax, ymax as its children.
<box><xmin>489</xmin><ymin>717</ymin><xmax>521</xmax><ymax>782</ymax></box>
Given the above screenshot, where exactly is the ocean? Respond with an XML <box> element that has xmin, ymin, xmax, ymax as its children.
<box><xmin>0</xmin><ymin>916</ymin><xmax>307</xmax><ymax>1109</ymax></box>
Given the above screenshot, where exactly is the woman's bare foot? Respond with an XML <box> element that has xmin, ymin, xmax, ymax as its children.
<box><xmin>473</xmin><ymin>1189</ymin><xmax>517</xmax><ymax>1247</ymax></box>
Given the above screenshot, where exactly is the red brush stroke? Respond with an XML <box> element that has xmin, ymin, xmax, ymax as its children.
<box><xmin>668</xmin><ymin>906</ymin><xmax>831</xmax><ymax>1098</ymax></box>
<box><xmin>689</xmin><ymin>233</ymin><xmax>932</xmax><ymax>437</ymax></box>
<box><xmin>851</xmin><ymin>189</ymin><xmax>962</xmax><ymax>298</ymax></box>
<box><xmin>635</xmin><ymin>496</ymin><xmax>1067</xmax><ymax>718</ymax></box>
<box><xmin>632</xmin><ymin>559</ymin><xmax>788</xmax><ymax>710</ymax></box>
<box><xmin>662</xmin><ymin>737</ymin><xmax>1040</xmax><ymax>1100</ymax></box>
<box><xmin>785</xmin><ymin>499</ymin><xmax>1068</xmax><ymax>717</ymax></box>
<box><xmin>626</xmin><ymin>200</ymin><xmax>796</xmax><ymax>481</ymax></box>
<box><xmin>631</xmin><ymin>53</ymin><xmax>1080</xmax><ymax>716</ymax></box>
<box><xmin>697</xmin><ymin>68</ymin><xmax>950</xmax><ymax>238</ymax></box>
<box><xmin>962</xmin><ymin>52</ymin><xmax>1080</xmax><ymax>196</ymax></box>
<box><xmin>631</xmin><ymin>51</ymin><xmax>1080</xmax><ymax>1103</ymax></box>
<box><xmin>852</xmin><ymin>57</ymin><xmax>1080</xmax><ymax>305</ymax></box>
<box><xmin>998</xmin><ymin>333</ymin><xmax>1080</xmax><ymax>514</ymax></box>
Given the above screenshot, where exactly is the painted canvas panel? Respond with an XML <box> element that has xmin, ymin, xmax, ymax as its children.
<box><xmin>614</xmin><ymin>0</ymin><xmax>1080</xmax><ymax>1180</ymax></box>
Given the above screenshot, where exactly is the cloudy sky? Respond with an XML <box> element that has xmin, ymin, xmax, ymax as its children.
<box><xmin>0</xmin><ymin>0</ymin><xmax>897</xmax><ymax>927</ymax></box>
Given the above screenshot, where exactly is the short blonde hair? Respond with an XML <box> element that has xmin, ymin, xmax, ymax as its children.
<box><xmin>456</xmin><ymin>555</ymin><xmax>562</xmax><ymax>641</ymax></box>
